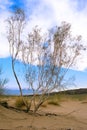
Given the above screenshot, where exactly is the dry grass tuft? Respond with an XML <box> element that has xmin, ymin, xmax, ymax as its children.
<box><xmin>15</xmin><ymin>97</ymin><xmax>26</xmax><ymax>108</ymax></box>
<box><xmin>48</xmin><ymin>100</ymin><xmax>60</xmax><ymax>106</ymax></box>
<box><xmin>41</xmin><ymin>102</ymin><xmax>48</xmax><ymax>107</ymax></box>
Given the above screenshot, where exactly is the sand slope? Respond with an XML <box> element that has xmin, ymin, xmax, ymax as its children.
<box><xmin>0</xmin><ymin>100</ymin><xmax>87</xmax><ymax>130</ymax></box>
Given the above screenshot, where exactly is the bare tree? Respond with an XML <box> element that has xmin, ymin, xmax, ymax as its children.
<box><xmin>7</xmin><ymin>9</ymin><xmax>85</xmax><ymax>113</ymax></box>
<box><xmin>7</xmin><ymin>9</ymin><xmax>30</xmax><ymax>111</ymax></box>
<box><xmin>7</xmin><ymin>8</ymin><xmax>26</xmax><ymax>95</ymax></box>
<box><xmin>24</xmin><ymin>23</ymin><xmax>85</xmax><ymax>113</ymax></box>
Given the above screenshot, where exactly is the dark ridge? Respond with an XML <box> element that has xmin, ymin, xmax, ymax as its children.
<box><xmin>50</xmin><ymin>88</ymin><xmax>87</xmax><ymax>95</ymax></box>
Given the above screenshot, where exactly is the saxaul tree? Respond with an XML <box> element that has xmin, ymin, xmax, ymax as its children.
<box><xmin>7</xmin><ymin>9</ymin><xmax>86</xmax><ymax>113</ymax></box>
<box><xmin>7</xmin><ymin>9</ymin><xmax>25</xmax><ymax>96</ymax></box>
<box><xmin>24</xmin><ymin>23</ymin><xmax>85</xmax><ymax>113</ymax></box>
<box><xmin>7</xmin><ymin>9</ymin><xmax>30</xmax><ymax>111</ymax></box>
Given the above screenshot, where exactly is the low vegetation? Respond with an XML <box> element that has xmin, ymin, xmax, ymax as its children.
<box><xmin>0</xmin><ymin>88</ymin><xmax>87</xmax><ymax>112</ymax></box>
<box><xmin>41</xmin><ymin>102</ymin><xmax>48</xmax><ymax>107</ymax></box>
<box><xmin>48</xmin><ymin>100</ymin><xmax>60</xmax><ymax>106</ymax></box>
<box><xmin>0</xmin><ymin>100</ymin><xmax>8</xmax><ymax>108</ymax></box>
<box><xmin>0</xmin><ymin>67</ymin><xmax>8</xmax><ymax>96</ymax></box>
<box><xmin>15</xmin><ymin>97</ymin><xmax>26</xmax><ymax>108</ymax></box>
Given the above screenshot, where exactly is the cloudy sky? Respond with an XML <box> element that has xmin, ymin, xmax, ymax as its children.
<box><xmin>0</xmin><ymin>0</ymin><xmax>87</xmax><ymax>89</ymax></box>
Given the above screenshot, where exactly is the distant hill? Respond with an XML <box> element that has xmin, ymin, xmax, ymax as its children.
<box><xmin>63</xmin><ymin>88</ymin><xmax>87</xmax><ymax>95</ymax></box>
<box><xmin>50</xmin><ymin>88</ymin><xmax>87</xmax><ymax>95</ymax></box>
<box><xmin>4</xmin><ymin>88</ymin><xmax>87</xmax><ymax>95</ymax></box>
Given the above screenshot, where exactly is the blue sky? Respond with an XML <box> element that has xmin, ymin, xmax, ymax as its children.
<box><xmin>0</xmin><ymin>0</ymin><xmax>87</xmax><ymax>89</ymax></box>
<box><xmin>0</xmin><ymin>57</ymin><xmax>87</xmax><ymax>90</ymax></box>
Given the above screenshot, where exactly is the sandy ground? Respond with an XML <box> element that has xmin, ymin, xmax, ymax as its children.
<box><xmin>0</xmin><ymin>100</ymin><xmax>87</xmax><ymax>130</ymax></box>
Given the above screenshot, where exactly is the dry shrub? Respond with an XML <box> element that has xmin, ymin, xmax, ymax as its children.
<box><xmin>48</xmin><ymin>100</ymin><xmax>60</xmax><ymax>106</ymax></box>
<box><xmin>15</xmin><ymin>97</ymin><xmax>26</xmax><ymax>108</ymax></box>
<box><xmin>41</xmin><ymin>101</ymin><xmax>48</xmax><ymax>107</ymax></box>
<box><xmin>0</xmin><ymin>100</ymin><xmax>8</xmax><ymax>108</ymax></box>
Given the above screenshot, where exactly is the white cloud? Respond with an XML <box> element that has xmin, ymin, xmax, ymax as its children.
<box><xmin>0</xmin><ymin>0</ymin><xmax>87</xmax><ymax>71</ymax></box>
<box><xmin>25</xmin><ymin>0</ymin><xmax>87</xmax><ymax>39</ymax></box>
<box><xmin>0</xmin><ymin>13</ymin><xmax>10</xmax><ymax>57</ymax></box>
<box><xmin>0</xmin><ymin>0</ymin><xmax>13</xmax><ymax>57</ymax></box>
<box><xmin>0</xmin><ymin>1</ymin><xmax>13</xmax><ymax>58</ymax></box>
<box><xmin>25</xmin><ymin>0</ymin><xmax>87</xmax><ymax>71</ymax></box>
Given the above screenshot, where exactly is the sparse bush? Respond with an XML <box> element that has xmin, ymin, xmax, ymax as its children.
<box><xmin>0</xmin><ymin>100</ymin><xmax>8</xmax><ymax>108</ymax></box>
<box><xmin>0</xmin><ymin>86</ymin><xmax>4</xmax><ymax>95</ymax></box>
<box><xmin>41</xmin><ymin>102</ymin><xmax>48</xmax><ymax>107</ymax></box>
<box><xmin>0</xmin><ymin>67</ymin><xmax>8</xmax><ymax>95</ymax></box>
<box><xmin>48</xmin><ymin>100</ymin><xmax>60</xmax><ymax>106</ymax></box>
<box><xmin>15</xmin><ymin>97</ymin><xmax>26</xmax><ymax>108</ymax></box>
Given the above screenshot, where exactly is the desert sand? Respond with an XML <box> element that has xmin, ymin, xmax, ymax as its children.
<box><xmin>0</xmin><ymin>98</ymin><xmax>87</xmax><ymax>130</ymax></box>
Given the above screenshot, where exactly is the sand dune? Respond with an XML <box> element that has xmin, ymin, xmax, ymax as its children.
<box><xmin>0</xmin><ymin>98</ymin><xmax>87</xmax><ymax>130</ymax></box>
